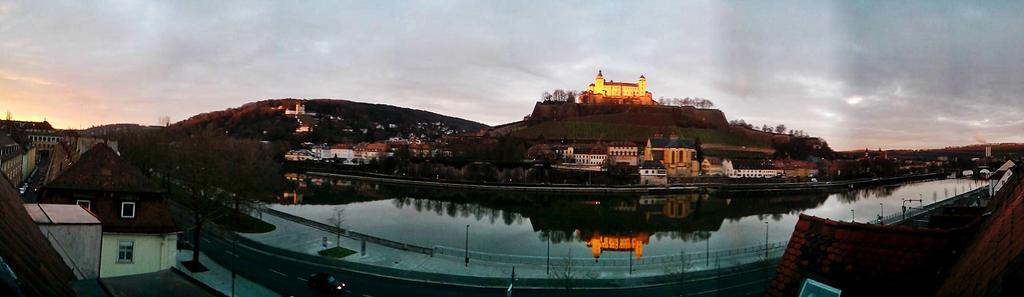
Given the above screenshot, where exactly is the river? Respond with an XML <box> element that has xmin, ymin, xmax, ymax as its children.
<box><xmin>270</xmin><ymin>175</ymin><xmax>986</xmax><ymax>261</ymax></box>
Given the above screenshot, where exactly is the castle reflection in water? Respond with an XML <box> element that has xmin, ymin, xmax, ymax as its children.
<box><xmin>276</xmin><ymin>173</ymin><xmax>844</xmax><ymax>260</ymax></box>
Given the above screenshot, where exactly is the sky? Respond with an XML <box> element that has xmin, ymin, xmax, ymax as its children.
<box><xmin>1</xmin><ymin>0</ymin><xmax>1022</xmax><ymax>150</ymax></box>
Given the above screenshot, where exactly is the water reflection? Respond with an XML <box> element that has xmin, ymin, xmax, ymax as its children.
<box><xmin>273</xmin><ymin>174</ymin><xmax>984</xmax><ymax>259</ymax></box>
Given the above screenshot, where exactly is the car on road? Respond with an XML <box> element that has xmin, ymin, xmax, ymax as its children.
<box><xmin>307</xmin><ymin>272</ymin><xmax>347</xmax><ymax>295</ymax></box>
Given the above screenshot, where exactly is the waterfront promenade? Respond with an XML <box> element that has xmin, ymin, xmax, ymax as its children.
<box><xmin>241</xmin><ymin>209</ymin><xmax>783</xmax><ymax>290</ymax></box>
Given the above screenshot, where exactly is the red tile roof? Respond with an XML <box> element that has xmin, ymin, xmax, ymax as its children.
<box><xmin>767</xmin><ymin>214</ymin><xmax>980</xmax><ymax>297</ymax></box>
<box><xmin>40</xmin><ymin>143</ymin><xmax>177</xmax><ymax>234</ymax></box>
<box><xmin>43</xmin><ymin>143</ymin><xmax>164</xmax><ymax>193</ymax></box>
<box><xmin>937</xmin><ymin>168</ymin><xmax>1024</xmax><ymax>296</ymax></box>
<box><xmin>0</xmin><ymin>176</ymin><xmax>75</xmax><ymax>296</ymax></box>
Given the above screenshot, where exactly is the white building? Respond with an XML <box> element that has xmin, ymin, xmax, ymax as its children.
<box><xmin>285</xmin><ymin>149</ymin><xmax>317</xmax><ymax>161</ymax></box>
<box><xmin>25</xmin><ymin>204</ymin><xmax>102</xmax><ymax>280</ymax></box>
<box><xmin>608</xmin><ymin>142</ymin><xmax>639</xmax><ymax>166</ymax></box>
<box><xmin>639</xmin><ymin>160</ymin><xmax>667</xmax><ymax>185</ymax></box>
<box><xmin>990</xmin><ymin>160</ymin><xmax>1016</xmax><ymax>196</ymax></box>
<box><xmin>572</xmin><ymin>145</ymin><xmax>608</xmax><ymax>166</ymax></box>
<box><xmin>329</xmin><ymin>144</ymin><xmax>355</xmax><ymax>162</ymax></box>
<box><xmin>723</xmin><ymin>159</ymin><xmax>784</xmax><ymax>178</ymax></box>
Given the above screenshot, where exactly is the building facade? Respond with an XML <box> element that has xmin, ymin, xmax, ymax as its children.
<box><xmin>643</xmin><ymin>135</ymin><xmax>699</xmax><ymax>177</ymax></box>
<box><xmin>25</xmin><ymin>203</ymin><xmax>102</xmax><ymax>280</ymax></box>
<box><xmin>639</xmin><ymin>160</ymin><xmax>668</xmax><ymax>185</ymax></box>
<box><xmin>608</xmin><ymin>142</ymin><xmax>639</xmax><ymax>166</ymax></box>
<box><xmin>723</xmin><ymin>159</ymin><xmax>784</xmax><ymax>178</ymax></box>
<box><xmin>39</xmin><ymin>143</ymin><xmax>178</xmax><ymax>278</ymax></box>
<box><xmin>0</xmin><ymin>135</ymin><xmax>25</xmax><ymax>184</ymax></box>
<box><xmin>579</xmin><ymin>70</ymin><xmax>656</xmax><ymax>105</ymax></box>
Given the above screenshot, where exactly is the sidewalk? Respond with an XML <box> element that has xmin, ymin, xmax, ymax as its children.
<box><xmin>173</xmin><ymin>250</ymin><xmax>277</xmax><ymax>296</ymax></box>
<box><xmin>242</xmin><ymin>210</ymin><xmax>780</xmax><ymax>286</ymax></box>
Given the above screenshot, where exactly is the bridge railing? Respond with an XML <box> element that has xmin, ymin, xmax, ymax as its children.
<box><xmin>432</xmin><ymin>240</ymin><xmax>788</xmax><ymax>268</ymax></box>
<box><xmin>869</xmin><ymin>186</ymin><xmax>988</xmax><ymax>225</ymax></box>
<box><xmin>262</xmin><ymin>208</ymin><xmax>435</xmax><ymax>256</ymax></box>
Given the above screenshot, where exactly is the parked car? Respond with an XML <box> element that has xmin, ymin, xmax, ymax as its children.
<box><xmin>307</xmin><ymin>272</ymin><xmax>347</xmax><ymax>295</ymax></box>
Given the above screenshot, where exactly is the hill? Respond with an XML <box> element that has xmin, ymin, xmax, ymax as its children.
<box><xmin>169</xmin><ymin>99</ymin><xmax>489</xmax><ymax>144</ymax></box>
<box><xmin>845</xmin><ymin>143</ymin><xmax>1024</xmax><ymax>161</ymax></box>
<box><xmin>79</xmin><ymin>123</ymin><xmax>159</xmax><ymax>137</ymax></box>
<box><xmin>501</xmin><ymin>102</ymin><xmax>833</xmax><ymax>159</ymax></box>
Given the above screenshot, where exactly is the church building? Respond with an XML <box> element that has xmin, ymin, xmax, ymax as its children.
<box><xmin>579</xmin><ymin>70</ymin><xmax>656</xmax><ymax>105</ymax></box>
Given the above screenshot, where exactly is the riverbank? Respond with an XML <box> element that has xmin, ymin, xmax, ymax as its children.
<box><xmin>303</xmin><ymin>169</ymin><xmax>948</xmax><ymax>195</ymax></box>
<box><xmin>238</xmin><ymin>208</ymin><xmax>781</xmax><ymax>291</ymax></box>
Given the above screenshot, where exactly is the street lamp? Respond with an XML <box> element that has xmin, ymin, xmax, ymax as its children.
<box><xmin>764</xmin><ymin>222</ymin><xmax>769</xmax><ymax>259</ymax></box>
<box><xmin>851</xmin><ymin>209</ymin><xmax>855</xmax><ymax>223</ymax></box>
<box><xmin>545</xmin><ymin>231</ymin><xmax>550</xmax><ymax>275</ymax></box>
<box><xmin>464</xmin><ymin>225</ymin><xmax>470</xmax><ymax>267</ymax></box>
<box><xmin>878</xmin><ymin>203</ymin><xmax>884</xmax><ymax>223</ymax></box>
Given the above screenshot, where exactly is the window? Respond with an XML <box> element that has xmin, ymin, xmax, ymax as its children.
<box><xmin>121</xmin><ymin>202</ymin><xmax>136</xmax><ymax>218</ymax></box>
<box><xmin>798</xmin><ymin>278</ymin><xmax>841</xmax><ymax>297</ymax></box>
<box><xmin>117</xmin><ymin>240</ymin><xmax>134</xmax><ymax>263</ymax></box>
<box><xmin>76</xmin><ymin>200</ymin><xmax>91</xmax><ymax>210</ymax></box>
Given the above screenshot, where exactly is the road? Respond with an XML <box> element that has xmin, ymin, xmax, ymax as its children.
<box><xmin>194</xmin><ymin>231</ymin><xmax>773</xmax><ymax>297</ymax></box>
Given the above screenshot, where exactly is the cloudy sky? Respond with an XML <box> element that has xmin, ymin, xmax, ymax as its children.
<box><xmin>1</xmin><ymin>0</ymin><xmax>1021</xmax><ymax>150</ymax></box>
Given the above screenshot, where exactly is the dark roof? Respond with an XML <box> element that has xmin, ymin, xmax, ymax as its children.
<box><xmin>0</xmin><ymin>176</ymin><xmax>75</xmax><ymax>297</ymax></box>
<box><xmin>640</xmin><ymin>160</ymin><xmax>665</xmax><ymax>169</ymax></box>
<box><xmin>937</xmin><ymin>170</ymin><xmax>1024</xmax><ymax>296</ymax></box>
<box><xmin>43</xmin><ymin>143</ymin><xmax>164</xmax><ymax>194</ymax></box>
<box><xmin>647</xmin><ymin>136</ymin><xmax>694</xmax><ymax>149</ymax></box>
<box><xmin>0</xmin><ymin>120</ymin><xmax>55</xmax><ymax>132</ymax></box>
<box><xmin>730</xmin><ymin>159</ymin><xmax>780</xmax><ymax>170</ymax></box>
<box><xmin>0</xmin><ymin>134</ymin><xmax>17</xmax><ymax>146</ymax></box>
<box><xmin>574</xmin><ymin>144</ymin><xmax>607</xmax><ymax>155</ymax></box>
<box><xmin>0</xmin><ymin>135</ymin><xmax>24</xmax><ymax>163</ymax></box>
<box><xmin>767</xmin><ymin>214</ymin><xmax>979</xmax><ymax>297</ymax></box>
<box><xmin>99</xmin><ymin>270</ymin><xmax>219</xmax><ymax>297</ymax></box>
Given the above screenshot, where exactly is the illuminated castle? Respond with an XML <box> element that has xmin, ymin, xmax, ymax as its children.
<box><xmin>579</xmin><ymin>70</ymin><xmax>656</xmax><ymax>105</ymax></box>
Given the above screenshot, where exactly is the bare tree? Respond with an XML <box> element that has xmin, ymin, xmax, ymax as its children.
<box><xmin>327</xmin><ymin>206</ymin><xmax>347</xmax><ymax>247</ymax></box>
<box><xmin>550</xmin><ymin>249</ymin><xmax>577</xmax><ymax>296</ymax></box>
<box><xmin>170</xmin><ymin>129</ymin><xmax>284</xmax><ymax>269</ymax></box>
<box><xmin>775</xmin><ymin>124</ymin><xmax>787</xmax><ymax>134</ymax></box>
<box><xmin>158</xmin><ymin>116</ymin><xmax>171</xmax><ymax>127</ymax></box>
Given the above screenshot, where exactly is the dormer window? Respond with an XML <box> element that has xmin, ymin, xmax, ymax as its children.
<box><xmin>121</xmin><ymin>202</ymin><xmax>136</xmax><ymax>218</ymax></box>
<box><xmin>76</xmin><ymin>200</ymin><xmax>91</xmax><ymax>210</ymax></box>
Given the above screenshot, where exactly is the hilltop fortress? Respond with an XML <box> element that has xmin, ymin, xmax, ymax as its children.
<box><xmin>579</xmin><ymin>70</ymin><xmax>656</xmax><ymax>105</ymax></box>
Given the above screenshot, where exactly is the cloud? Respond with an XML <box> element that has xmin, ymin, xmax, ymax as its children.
<box><xmin>0</xmin><ymin>1</ymin><xmax>1021</xmax><ymax>149</ymax></box>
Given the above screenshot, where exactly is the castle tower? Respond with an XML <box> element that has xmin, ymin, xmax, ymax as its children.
<box><xmin>638</xmin><ymin>75</ymin><xmax>647</xmax><ymax>94</ymax></box>
<box><xmin>593</xmin><ymin>70</ymin><xmax>605</xmax><ymax>95</ymax></box>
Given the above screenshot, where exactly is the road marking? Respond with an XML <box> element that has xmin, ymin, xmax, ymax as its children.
<box><xmin>226</xmin><ymin>250</ymin><xmax>237</xmax><ymax>257</ymax></box>
<box><xmin>362</xmin><ymin>295</ymin><xmax>375</xmax><ymax>297</ymax></box>
<box><xmin>296</xmin><ymin>277</ymin><xmax>307</xmax><ymax>282</ymax></box>
<box><xmin>268</xmin><ymin>269</ymin><xmax>288</xmax><ymax>277</ymax></box>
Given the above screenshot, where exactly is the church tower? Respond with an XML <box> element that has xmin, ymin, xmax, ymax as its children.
<box><xmin>638</xmin><ymin>75</ymin><xmax>647</xmax><ymax>95</ymax></box>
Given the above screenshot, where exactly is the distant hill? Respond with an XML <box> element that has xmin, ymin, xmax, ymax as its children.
<box><xmin>845</xmin><ymin>143</ymin><xmax>1024</xmax><ymax>160</ymax></box>
<box><xmin>500</xmin><ymin>102</ymin><xmax>834</xmax><ymax>159</ymax></box>
<box><xmin>169</xmin><ymin>99</ymin><xmax>489</xmax><ymax>144</ymax></box>
<box><xmin>79</xmin><ymin>123</ymin><xmax>157</xmax><ymax>137</ymax></box>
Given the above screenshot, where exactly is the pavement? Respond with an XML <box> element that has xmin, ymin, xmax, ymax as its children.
<box><xmin>100</xmin><ymin>270</ymin><xmax>221</xmax><ymax>297</ymax></box>
<box><xmin>174</xmin><ymin>250</ymin><xmax>277</xmax><ymax>297</ymax></box>
<box><xmin>199</xmin><ymin>228</ymin><xmax>774</xmax><ymax>297</ymax></box>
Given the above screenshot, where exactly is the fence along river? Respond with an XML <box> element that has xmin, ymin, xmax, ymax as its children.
<box><xmin>271</xmin><ymin>174</ymin><xmax>986</xmax><ymax>265</ymax></box>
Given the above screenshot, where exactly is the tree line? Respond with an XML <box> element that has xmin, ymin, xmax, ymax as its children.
<box><xmin>657</xmin><ymin>97</ymin><xmax>715</xmax><ymax>109</ymax></box>
<box><xmin>728</xmin><ymin>119</ymin><xmax>810</xmax><ymax>137</ymax></box>
<box><xmin>541</xmin><ymin>89</ymin><xmax>580</xmax><ymax>103</ymax></box>
<box><xmin>117</xmin><ymin>128</ymin><xmax>286</xmax><ymax>270</ymax></box>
